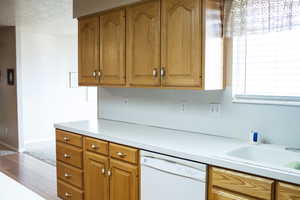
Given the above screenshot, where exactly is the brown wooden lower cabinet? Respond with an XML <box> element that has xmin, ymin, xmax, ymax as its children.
<box><xmin>277</xmin><ymin>182</ymin><xmax>300</xmax><ymax>200</ymax></box>
<box><xmin>110</xmin><ymin>159</ymin><xmax>139</xmax><ymax>200</ymax></box>
<box><xmin>209</xmin><ymin>167</ymin><xmax>274</xmax><ymax>200</ymax></box>
<box><xmin>212</xmin><ymin>187</ymin><xmax>258</xmax><ymax>200</ymax></box>
<box><xmin>84</xmin><ymin>151</ymin><xmax>109</xmax><ymax>200</ymax></box>
<box><xmin>83</xmin><ymin>136</ymin><xmax>140</xmax><ymax>200</ymax></box>
<box><xmin>58</xmin><ymin>180</ymin><xmax>84</xmax><ymax>200</ymax></box>
<box><xmin>209</xmin><ymin>167</ymin><xmax>300</xmax><ymax>200</ymax></box>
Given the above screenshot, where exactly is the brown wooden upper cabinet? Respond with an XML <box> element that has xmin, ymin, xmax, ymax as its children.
<box><xmin>78</xmin><ymin>16</ymin><xmax>100</xmax><ymax>86</ymax></box>
<box><xmin>100</xmin><ymin>9</ymin><xmax>126</xmax><ymax>86</ymax></box>
<box><xmin>79</xmin><ymin>9</ymin><xmax>125</xmax><ymax>86</ymax></box>
<box><xmin>78</xmin><ymin>0</ymin><xmax>224</xmax><ymax>90</ymax></box>
<box><xmin>126</xmin><ymin>0</ymin><xmax>161</xmax><ymax>87</ymax></box>
<box><xmin>161</xmin><ymin>0</ymin><xmax>202</xmax><ymax>88</ymax></box>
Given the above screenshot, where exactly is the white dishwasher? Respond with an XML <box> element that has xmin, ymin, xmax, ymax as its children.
<box><xmin>141</xmin><ymin>151</ymin><xmax>207</xmax><ymax>200</ymax></box>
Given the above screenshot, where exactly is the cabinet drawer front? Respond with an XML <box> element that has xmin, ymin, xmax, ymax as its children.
<box><xmin>109</xmin><ymin>143</ymin><xmax>138</xmax><ymax>164</ymax></box>
<box><xmin>58</xmin><ymin>180</ymin><xmax>83</xmax><ymax>200</ymax></box>
<box><xmin>277</xmin><ymin>182</ymin><xmax>300</xmax><ymax>200</ymax></box>
<box><xmin>212</xmin><ymin>188</ymin><xmax>259</xmax><ymax>200</ymax></box>
<box><xmin>57</xmin><ymin>161</ymin><xmax>83</xmax><ymax>189</ymax></box>
<box><xmin>84</xmin><ymin>137</ymin><xmax>108</xmax><ymax>155</ymax></box>
<box><xmin>56</xmin><ymin>129</ymin><xmax>83</xmax><ymax>148</ymax></box>
<box><xmin>211</xmin><ymin>167</ymin><xmax>274</xmax><ymax>200</ymax></box>
<box><xmin>57</xmin><ymin>143</ymin><xmax>83</xmax><ymax>168</ymax></box>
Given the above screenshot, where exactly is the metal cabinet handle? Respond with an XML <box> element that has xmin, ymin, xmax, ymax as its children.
<box><xmin>64</xmin><ymin>173</ymin><xmax>72</xmax><ymax>178</ymax></box>
<box><xmin>152</xmin><ymin>68</ymin><xmax>158</xmax><ymax>77</ymax></box>
<box><xmin>107</xmin><ymin>170</ymin><xmax>111</xmax><ymax>176</ymax></box>
<box><xmin>92</xmin><ymin>71</ymin><xmax>96</xmax><ymax>77</ymax></box>
<box><xmin>91</xmin><ymin>144</ymin><xmax>98</xmax><ymax>149</ymax></box>
<box><xmin>117</xmin><ymin>152</ymin><xmax>126</xmax><ymax>158</ymax></box>
<box><xmin>98</xmin><ymin>71</ymin><xmax>102</xmax><ymax>77</ymax></box>
<box><xmin>160</xmin><ymin>68</ymin><xmax>165</xmax><ymax>77</ymax></box>
<box><xmin>63</xmin><ymin>154</ymin><xmax>71</xmax><ymax>159</ymax></box>
<box><xmin>63</xmin><ymin>137</ymin><xmax>69</xmax><ymax>142</ymax></box>
<box><xmin>65</xmin><ymin>192</ymin><xmax>72</xmax><ymax>197</ymax></box>
<box><xmin>101</xmin><ymin>168</ymin><xmax>105</xmax><ymax>174</ymax></box>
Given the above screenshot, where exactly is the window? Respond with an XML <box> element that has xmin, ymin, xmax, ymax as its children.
<box><xmin>227</xmin><ymin>0</ymin><xmax>300</xmax><ymax>105</ymax></box>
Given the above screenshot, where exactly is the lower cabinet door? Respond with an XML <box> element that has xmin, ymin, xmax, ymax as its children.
<box><xmin>110</xmin><ymin>159</ymin><xmax>139</xmax><ymax>200</ymax></box>
<box><xmin>84</xmin><ymin>152</ymin><xmax>109</xmax><ymax>200</ymax></box>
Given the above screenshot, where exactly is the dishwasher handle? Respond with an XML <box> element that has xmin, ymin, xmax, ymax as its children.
<box><xmin>141</xmin><ymin>156</ymin><xmax>206</xmax><ymax>182</ymax></box>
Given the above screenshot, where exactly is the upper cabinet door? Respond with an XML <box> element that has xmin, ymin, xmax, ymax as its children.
<box><xmin>161</xmin><ymin>0</ymin><xmax>202</xmax><ymax>88</ymax></box>
<box><xmin>100</xmin><ymin>9</ymin><xmax>126</xmax><ymax>86</ymax></box>
<box><xmin>126</xmin><ymin>0</ymin><xmax>161</xmax><ymax>87</ymax></box>
<box><xmin>78</xmin><ymin>17</ymin><xmax>100</xmax><ymax>86</ymax></box>
<box><xmin>110</xmin><ymin>159</ymin><xmax>139</xmax><ymax>200</ymax></box>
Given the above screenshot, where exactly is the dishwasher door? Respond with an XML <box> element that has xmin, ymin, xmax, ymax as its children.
<box><xmin>141</xmin><ymin>151</ymin><xmax>207</xmax><ymax>200</ymax></box>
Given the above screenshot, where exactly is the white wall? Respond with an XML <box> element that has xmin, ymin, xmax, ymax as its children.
<box><xmin>99</xmin><ymin>87</ymin><xmax>300</xmax><ymax>148</ymax></box>
<box><xmin>18</xmin><ymin>30</ymin><xmax>97</xmax><ymax>144</ymax></box>
<box><xmin>0</xmin><ymin>26</ymin><xmax>19</xmax><ymax>149</ymax></box>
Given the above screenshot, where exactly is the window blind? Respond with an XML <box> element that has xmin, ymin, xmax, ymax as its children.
<box><xmin>233</xmin><ymin>28</ymin><xmax>300</xmax><ymax>98</ymax></box>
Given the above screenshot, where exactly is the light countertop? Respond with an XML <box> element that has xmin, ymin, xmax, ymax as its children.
<box><xmin>54</xmin><ymin>118</ymin><xmax>300</xmax><ymax>185</ymax></box>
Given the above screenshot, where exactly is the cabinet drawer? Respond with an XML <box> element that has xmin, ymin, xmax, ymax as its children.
<box><xmin>57</xmin><ymin>161</ymin><xmax>83</xmax><ymax>189</ymax></box>
<box><xmin>57</xmin><ymin>142</ymin><xmax>83</xmax><ymax>168</ymax></box>
<box><xmin>277</xmin><ymin>182</ymin><xmax>300</xmax><ymax>200</ymax></box>
<box><xmin>58</xmin><ymin>180</ymin><xmax>83</xmax><ymax>200</ymax></box>
<box><xmin>84</xmin><ymin>137</ymin><xmax>108</xmax><ymax>155</ymax></box>
<box><xmin>210</xmin><ymin>167</ymin><xmax>274</xmax><ymax>200</ymax></box>
<box><xmin>56</xmin><ymin>129</ymin><xmax>83</xmax><ymax>148</ymax></box>
<box><xmin>109</xmin><ymin>143</ymin><xmax>138</xmax><ymax>164</ymax></box>
<box><xmin>212</xmin><ymin>187</ymin><xmax>258</xmax><ymax>200</ymax></box>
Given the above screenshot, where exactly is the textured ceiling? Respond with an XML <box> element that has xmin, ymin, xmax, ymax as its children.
<box><xmin>0</xmin><ymin>0</ymin><xmax>77</xmax><ymax>35</ymax></box>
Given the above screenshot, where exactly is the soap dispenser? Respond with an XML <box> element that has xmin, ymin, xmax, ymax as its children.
<box><xmin>249</xmin><ymin>130</ymin><xmax>262</xmax><ymax>145</ymax></box>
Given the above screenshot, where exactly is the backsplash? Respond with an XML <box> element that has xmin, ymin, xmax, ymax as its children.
<box><xmin>98</xmin><ymin>87</ymin><xmax>300</xmax><ymax>148</ymax></box>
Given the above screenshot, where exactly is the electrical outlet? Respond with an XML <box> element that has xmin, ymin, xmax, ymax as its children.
<box><xmin>209</xmin><ymin>103</ymin><xmax>221</xmax><ymax>116</ymax></box>
<box><xmin>181</xmin><ymin>103</ymin><xmax>185</xmax><ymax>112</ymax></box>
<box><xmin>180</xmin><ymin>101</ymin><xmax>187</xmax><ymax>112</ymax></box>
<box><xmin>124</xmin><ymin>98</ymin><xmax>129</xmax><ymax>105</ymax></box>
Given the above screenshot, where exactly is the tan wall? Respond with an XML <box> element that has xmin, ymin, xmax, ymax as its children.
<box><xmin>0</xmin><ymin>26</ymin><xmax>18</xmax><ymax>149</ymax></box>
<box><xmin>73</xmin><ymin>0</ymin><xmax>142</xmax><ymax>17</ymax></box>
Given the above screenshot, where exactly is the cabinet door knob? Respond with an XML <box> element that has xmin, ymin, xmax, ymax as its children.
<box><xmin>101</xmin><ymin>168</ymin><xmax>105</xmax><ymax>174</ymax></box>
<box><xmin>64</xmin><ymin>173</ymin><xmax>72</xmax><ymax>178</ymax></box>
<box><xmin>63</xmin><ymin>137</ymin><xmax>69</xmax><ymax>142</ymax></box>
<box><xmin>160</xmin><ymin>68</ymin><xmax>165</xmax><ymax>77</ymax></box>
<box><xmin>98</xmin><ymin>71</ymin><xmax>102</xmax><ymax>77</ymax></box>
<box><xmin>117</xmin><ymin>152</ymin><xmax>126</xmax><ymax>158</ymax></box>
<box><xmin>63</xmin><ymin>154</ymin><xmax>71</xmax><ymax>159</ymax></box>
<box><xmin>107</xmin><ymin>170</ymin><xmax>112</xmax><ymax>176</ymax></box>
<box><xmin>152</xmin><ymin>68</ymin><xmax>158</xmax><ymax>77</ymax></box>
<box><xmin>65</xmin><ymin>192</ymin><xmax>72</xmax><ymax>197</ymax></box>
<box><xmin>91</xmin><ymin>144</ymin><xmax>98</xmax><ymax>149</ymax></box>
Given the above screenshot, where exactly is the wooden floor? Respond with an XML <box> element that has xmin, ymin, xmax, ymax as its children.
<box><xmin>0</xmin><ymin>145</ymin><xmax>60</xmax><ymax>200</ymax></box>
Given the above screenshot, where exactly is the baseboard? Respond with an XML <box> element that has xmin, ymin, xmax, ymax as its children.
<box><xmin>24</xmin><ymin>138</ymin><xmax>54</xmax><ymax>145</ymax></box>
<box><xmin>0</xmin><ymin>140</ymin><xmax>19</xmax><ymax>152</ymax></box>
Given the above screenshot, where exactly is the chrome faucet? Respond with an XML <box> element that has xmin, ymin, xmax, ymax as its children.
<box><xmin>285</xmin><ymin>147</ymin><xmax>300</xmax><ymax>153</ymax></box>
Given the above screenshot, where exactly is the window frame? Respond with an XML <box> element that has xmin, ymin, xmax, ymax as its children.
<box><xmin>233</xmin><ymin>94</ymin><xmax>300</xmax><ymax>106</ymax></box>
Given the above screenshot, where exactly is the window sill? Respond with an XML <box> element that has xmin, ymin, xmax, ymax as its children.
<box><xmin>232</xmin><ymin>95</ymin><xmax>300</xmax><ymax>107</ymax></box>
